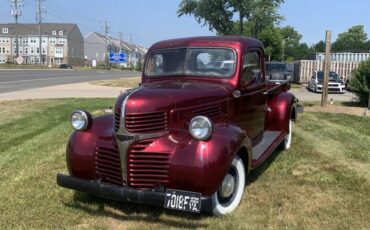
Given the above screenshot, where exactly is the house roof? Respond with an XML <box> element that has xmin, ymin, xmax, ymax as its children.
<box><xmin>0</xmin><ymin>23</ymin><xmax>78</xmax><ymax>36</ymax></box>
<box><xmin>86</xmin><ymin>32</ymin><xmax>147</xmax><ymax>55</ymax></box>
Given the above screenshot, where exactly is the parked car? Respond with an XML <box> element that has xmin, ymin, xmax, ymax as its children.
<box><xmin>57</xmin><ymin>36</ymin><xmax>298</xmax><ymax>215</ymax></box>
<box><xmin>266</xmin><ymin>61</ymin><xmax>292</xmax><ymax>88</ymax></box>
<box><xmin>59</xmin><ymin>64</ymin><xmax>73</xmax><ymax>69</ymax></box>
<box><xmin>308</xmin><ymin>71</ymin><xmax>345</xmax><ymax>93</ymax></box>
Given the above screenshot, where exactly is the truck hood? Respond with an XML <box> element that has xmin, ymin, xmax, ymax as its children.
<box><xmin>119</xmin><ymin>81</ymin><xmax>229</xmax><ymax>114</ymax></box>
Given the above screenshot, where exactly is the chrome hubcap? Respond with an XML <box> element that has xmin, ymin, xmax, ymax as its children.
<box><xmin>219</xmin><ymin>174</ymin><xmax>235</xmax><ymax>198</ymax></box>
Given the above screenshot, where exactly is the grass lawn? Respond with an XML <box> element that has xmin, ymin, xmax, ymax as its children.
<box><xmin>0</xmin><ymin>99</ymin><xmax>369</xmax><ymax>229</ymax></box>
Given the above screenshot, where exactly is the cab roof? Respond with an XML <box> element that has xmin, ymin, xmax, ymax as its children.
<box><xmin>149</xmin><ymin>36</ymin><xmax>264</xmax><ymax>51</ymax></box>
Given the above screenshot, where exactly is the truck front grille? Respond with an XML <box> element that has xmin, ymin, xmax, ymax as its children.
<box><xmin>125</xmin><ymin>111</ymin><xmax>168</xmax><ymax>134</ymax></box>
<box><xmin>113</xmin><ymin>110</ymin><xmax>121</xmax><ymax>133</ymax></box>
<box><xmin>193</xmin><ymin>105</ymin><xmax>221</xmax><ymax>119</ymax></box>
<box><xmin>127</xmin><ymin>139</ymin><xmax>171</xmax><ymax>190</ymax></box>
<box><xmin>94</xmin><ymin>141</ymin><xmax>122</xmax><ymax>186</ymax></box>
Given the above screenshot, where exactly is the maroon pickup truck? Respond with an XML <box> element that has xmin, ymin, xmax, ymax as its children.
<box><xmin>57</xmin><ymin>36</ymin><xmax>297</xmax><ymax>215</ymax></box>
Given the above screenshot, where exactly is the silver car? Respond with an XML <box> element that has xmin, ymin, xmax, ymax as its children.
<box><xmin>308</xmin><ymin>71</ymin><xmax>345</xmax><ymax>93</ymax></box>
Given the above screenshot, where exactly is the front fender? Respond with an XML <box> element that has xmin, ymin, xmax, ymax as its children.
<box><xmin>66</xmin><ymin>114</ymin><xmax>113</xmax><ymax>180</ymax></box>
<box><xmin>170</xmin><ymin>122</ymin><xmax>252</xmax><ymax>196</ymax></box>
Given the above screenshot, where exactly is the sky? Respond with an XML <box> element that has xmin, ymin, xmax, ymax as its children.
<box><xmin>0</xmin><ymin>0</ymin><xmax>369</xmax><ymax>48</ymax></box>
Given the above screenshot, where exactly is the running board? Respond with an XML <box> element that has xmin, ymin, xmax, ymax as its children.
<box><xmin>251</xmin><ymin>131</ymin><xmax>285</xmax><ymax>168</ymax></box>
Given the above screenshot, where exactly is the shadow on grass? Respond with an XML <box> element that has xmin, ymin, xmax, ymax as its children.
<box><xmin>64</xmin><ymin>192</ymin><xmax>208</xmax><ymax>228</ymax></box>
<box><xmin>247</xmin><ymin>148</ymin><xmax>284</xmax><ymax>186</ymax></box>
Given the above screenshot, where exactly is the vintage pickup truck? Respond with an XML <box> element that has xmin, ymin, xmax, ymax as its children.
<box><xmin>57</xmin><ymin>36</ymin><xmax>297</xmax><ymax>215</ymax></box>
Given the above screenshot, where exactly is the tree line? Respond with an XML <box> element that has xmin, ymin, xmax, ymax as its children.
<box><xmin>178</xmin><ymin>0</ymin><xmax>370</xmax><ymax>62</ymax></box>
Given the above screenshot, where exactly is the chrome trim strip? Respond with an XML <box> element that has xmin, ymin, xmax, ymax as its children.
<box><xmin>115</xmin><ymin>88</ymin><xmax>140</xmax><ymax>185</ymax></box>
<box><xmin>115</xmin><ymin>88</ymin><xmax>169</xmax><ymax>186</ymax></box>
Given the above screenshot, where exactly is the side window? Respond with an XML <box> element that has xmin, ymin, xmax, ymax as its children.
<box><xmin>241</xmin><ymin>51</ymin><xmax>261</xmax><ymax>83</ymax></box>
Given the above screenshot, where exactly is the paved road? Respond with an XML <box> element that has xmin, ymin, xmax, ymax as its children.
<box><xmin>0</xmin><ymin>69</ymin><xmax>141</xmax><ymax>93</ymax></box>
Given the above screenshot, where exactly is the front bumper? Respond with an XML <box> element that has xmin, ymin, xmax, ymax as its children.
<box><xmin>316</xmin><ymin>85</ymin><xmax>345</xmax><ymax>93</ymax></box>
<box><xmin>57</xmin><ymin>173</ymin><xmax>212</xmax><ymax>212</ymax></box>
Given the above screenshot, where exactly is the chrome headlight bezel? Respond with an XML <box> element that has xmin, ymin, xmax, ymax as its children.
<box><xmin>70</xmin><ymin>110</ymin><xmax>90</xmax><ymax>131</ymax></box>
<box><xmin>189</xmin><ymin>116</ymin><xmax>213</xmax><ymax>141</ymax></box>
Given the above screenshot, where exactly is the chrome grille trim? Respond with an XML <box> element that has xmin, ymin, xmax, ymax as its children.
<box><xmin>114</xmin><ymin>88</ymin><xmax>169</xmax><ymax>186</ymax></box>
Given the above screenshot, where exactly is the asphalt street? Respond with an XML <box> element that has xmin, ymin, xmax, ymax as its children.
<box><xmin>0</xmin><ymin>69</ymin><xmax>141</xmax><ymax>93</ymax></box>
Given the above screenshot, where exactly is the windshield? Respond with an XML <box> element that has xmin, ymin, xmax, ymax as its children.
<box><xmin>145</xmin><ymin>48</ymin><xmax>236</xmax><ymax>78</ymax></box>
<box><xmin>266</xmin><ymin>63</ymin><xmax>286</xmax><ymax>72</ymax></box>
<box><xmin>317</xmin><ymin>71</ymin><xmax>340</xmax><ymax>81</ymax></box>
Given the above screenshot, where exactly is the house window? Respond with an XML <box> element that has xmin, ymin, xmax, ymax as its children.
<box><xmin>57</xmin><ymin>38</ymin><xmax>66</xmax><ymax>44</ymax></box>
<box><xmin>59</xmin><ymin>31</ymin><xmax>63</xmax><ymax>35</ymax></box>
<box><xmin>30</xmin><ymin>47</ymin><xmax>34</xmax><ymax>54</ymax></box>
<box><xmin>19</xmin><ymin>47</ymin><xmax>23</xmax><ymax>54</ymax></box>
<box><xmin>37</xmin><ymin>47</ymin><xmax>40</xmax><ymax>54</ymax></box>
<box><xmin>55</xmin><ymin>47</ymin><xmax>63</xmax><ymax>54</ymax></box>
<box><xmin>49</xmin><ymin>37</ymin><xmax>56</xmax><ymax>44</ymax></box>
<box><xmin>2</xmin><ymin>28</ymin><xmax>8</xmax><ymax>34</ymax></box>
<box><xmin>52</xmin><ymin>31</ymin><xmax>57</xmax><ymax>35</ymax></box>
<box><xmin>25</xmin><ymin>47</ymin><xmax>28</xmax><ymax>54</ymax></box>
<box><xmin>22</xmin><ymin>38</ymin><xmax>28</xmax><ymax>44</ymax></box>
<box><xmin>42</xmin><ymin>47</ymin><xmax>46</xmax><ymax>54</ymax></box>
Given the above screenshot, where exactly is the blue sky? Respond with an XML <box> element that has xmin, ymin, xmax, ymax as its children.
<box><xmin>0</xmin><ymin>0</ymin><xmax>369</xmax><ymax>48</ymax></box>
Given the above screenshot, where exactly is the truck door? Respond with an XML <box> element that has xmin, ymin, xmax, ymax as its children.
<box><xmin>234</xmin><ymin>49</ymin><xmax>266</xmax><ymax>141</ymax></box>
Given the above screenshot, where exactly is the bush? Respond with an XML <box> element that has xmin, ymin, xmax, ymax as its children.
<box><xmin>348</xmin><ymin>59</ymin><xmax>370</xmax><ymax>106</ymax></box>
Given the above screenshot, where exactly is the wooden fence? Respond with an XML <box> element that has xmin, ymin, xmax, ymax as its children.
<box><xmin>293</xmin><ymin>60</ymin><xmax>360</xmax><ymax>84</ymax></box>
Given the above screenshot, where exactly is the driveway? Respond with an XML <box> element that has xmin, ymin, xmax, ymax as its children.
<box><xmin>290</xmin><ymin>85</ymin><xmax>356</xmax><ymax>102</ymax></box>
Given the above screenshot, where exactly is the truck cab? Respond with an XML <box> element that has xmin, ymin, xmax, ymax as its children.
<box><xmin>57</xmin><ymin>36</ymin><xmax>297</xmax><ymax>215</ymax></box>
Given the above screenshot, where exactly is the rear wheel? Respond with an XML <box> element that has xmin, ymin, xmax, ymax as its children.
<box><xmin>210</xmin><ymin>155</ymin><xmax>245</xmax><ymax>215</ymax></box>
<box><xmin>280</xmin><ymin>119</ymin><xmax>292</xmax><ymax>150</ymax></box>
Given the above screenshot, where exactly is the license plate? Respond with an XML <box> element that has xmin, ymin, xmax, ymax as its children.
<box><xmin>164</xmin><ymin>189</ymin><xmax>201</xmax><ymax>213</ymax></box>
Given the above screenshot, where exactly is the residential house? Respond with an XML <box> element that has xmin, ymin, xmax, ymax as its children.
<box><xmin>84</xmin><ymin>32</ymin><xmax>147</xmax><ymax>67</ymax></box>
<box><xmin>0</xmin><ymin>23</ymin><xmax>83</xmax><ymax>65</ymax></box>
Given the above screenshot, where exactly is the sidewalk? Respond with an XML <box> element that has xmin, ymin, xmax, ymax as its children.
<box><xmin>0</xmin><ymin>82</ymin><xmax>127</xmax><ymax>101</ymax></box>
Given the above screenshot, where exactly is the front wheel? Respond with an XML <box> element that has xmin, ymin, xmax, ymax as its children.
<box><xmin>210</xmin><ymin>155</ymin><xmax>246</xmax><ymax>215</ymax></box>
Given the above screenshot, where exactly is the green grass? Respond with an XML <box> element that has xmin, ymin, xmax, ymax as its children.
<box><xmin>0</xmin><ymin>63</ymin><xmax>57</xmax><ymax>69</ymax></box>
<box><xmin>0</xmin><ymin>99</ymin><xmax>369</xmax><ymax>229</ymax></box>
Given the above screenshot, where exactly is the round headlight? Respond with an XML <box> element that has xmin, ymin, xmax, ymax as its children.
<box><xmin>71</xmin><ymin>110</ymin><xmax>89</xmax><ymax>131</ymax></box>
<box><xmin>189</xmin><ymin>116</ymin><xmax>213</xmax><ymax>141</ymax></box>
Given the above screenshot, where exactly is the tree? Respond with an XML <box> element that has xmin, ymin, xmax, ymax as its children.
<box><xmin>332</xmin><ymin>25</ymin><xmax>368</xmax><ymax>52</ymax></box>
<box><xmin>247</xmin><ymin>0</ymin><xmax>284</xmax><ymax>37</ymax></box>
<box><xmin>280</xmin><ymin>26</ymin><xmax>301</xmax><ymax>61</ymax></box>
<box><xmin>258</xmin><ymin>25</ymin><xmax>282</xmax><ymax>61</ymax></box>
<box><xmin>313</xmin><ymin>40</ymin><xmax>325</xmax><ymax>53</ymax></box>
<box><xmin>178</xmin><ymin>0</ymin><xmax>235</xmax><ymax>35</ymax></box>
<box><xmin>178</xmin><ymin>0</ymin><xmax>284</xmax><ymax>36</ymax></box>
<box><xmin>348</xmin><ymin>59</ymin><xmax>370</xmax><ymax>107</ymax></box>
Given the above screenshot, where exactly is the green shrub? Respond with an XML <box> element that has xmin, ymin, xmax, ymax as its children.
<box><xmin>348</xmin><ymin>59</ymin><xmax>370</xmax><ymax>106</ymax></box>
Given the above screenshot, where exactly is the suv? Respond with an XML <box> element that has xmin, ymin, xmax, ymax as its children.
<box><xmin>266</xmin><ymin>61</ymin><xmax>292</xmax><ymax>88</ymax></box>
<box><xmin>57</xmin><ymin>36</ymin><xmax>298</xmax><ymax>215</ymax></box>
<box><xmin>308</xmin><ymin>71</ymin><xmax>345</xmax><ymax>93</ymax></box>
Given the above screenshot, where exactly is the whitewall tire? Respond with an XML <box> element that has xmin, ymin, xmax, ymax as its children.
<box><xmin>211</xmin><ymin>155</ymin><xmax>245</xmax><ymax>215</ymax></box>
<box><xmin>280</xmin><ymin>119</ymin><xmax>292</xmax><ymax>150</ymax></box>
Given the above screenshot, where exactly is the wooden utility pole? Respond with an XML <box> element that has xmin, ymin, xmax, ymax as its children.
<box><xmin>103</xmin><ymin>21</ymin><xmax>110</xmax><ymax>70</ymax></box>
<box><xmin>321</xmin><ymin>30</ymin><xmax>331</xmax><ymax>107</ymax></box>
<box><xmin>36</xmin><ymin>0</ymin><xmax>44</xmax><ymax>65</ymax></box>
<box><xmin>11</xmin><ymin>0</ymin><xmax>23</xmax><ymax>59</ymax></box>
